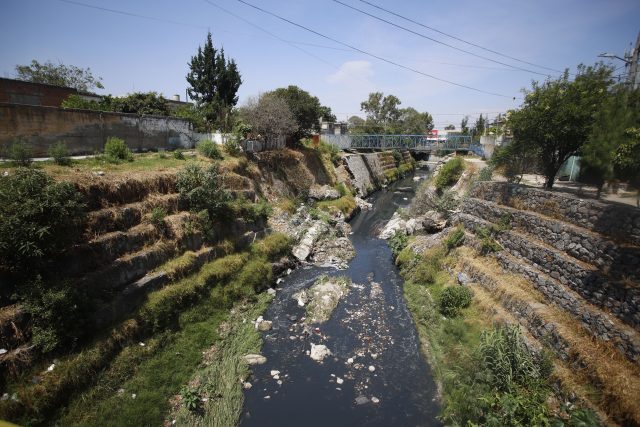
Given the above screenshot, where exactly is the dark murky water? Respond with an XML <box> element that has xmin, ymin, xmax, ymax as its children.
<box><xmin>241</xmin><ymin>168</ymin><xmax>441</xmax><ymax>427</ymax></box>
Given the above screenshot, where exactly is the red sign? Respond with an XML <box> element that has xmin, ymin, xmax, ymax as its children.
<box><xmin>428</xmin><ymin>129</ymin><xmax>438</xmax><ymax>137</ymax></box>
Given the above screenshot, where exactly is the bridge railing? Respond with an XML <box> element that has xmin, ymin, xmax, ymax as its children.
<box><xmin>322</xmin><ymin>134</ymin><xmax>474</xmax><ymax>152</ymax></box>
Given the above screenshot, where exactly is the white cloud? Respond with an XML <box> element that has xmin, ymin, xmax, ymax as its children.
<box><xmin>327</xmin><ymin>60</ymin><xmax>373</xmax><ymax>84</ymax></box>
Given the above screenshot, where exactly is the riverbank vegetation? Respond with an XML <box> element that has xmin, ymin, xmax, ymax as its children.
<box><xmin>0</xmin><ymin>233</ymin><xmax>289</xmax><ymax>425</ymax></box>
<box><xmin>395</xmin><ymin>232</ymin><xmax>598</xmax><ymax>426</ymax></box>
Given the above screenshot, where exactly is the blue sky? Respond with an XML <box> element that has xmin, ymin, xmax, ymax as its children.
<box><xmin>2</xmin><ymin>0</ymin><xmax>639</xmax><ymax>128</ymax></box>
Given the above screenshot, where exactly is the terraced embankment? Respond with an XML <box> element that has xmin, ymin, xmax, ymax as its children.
<box><xmin>0</xmin><ymin>145</ymin><xmax>416</xmax><ymax>426</ymax></box>
<box><xmin>396</xmin><ymin>157</ymin><xmax>640</xmax><ymax>426</ymax></box>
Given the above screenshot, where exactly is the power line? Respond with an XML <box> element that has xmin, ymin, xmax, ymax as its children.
<box><xmin>56</xmin><ymin>0</ymin><xmax>209</xmax><ymax>29</ymax></box>
<box><xmin>202</xmin><ymin>0</ymin><xmax>373</xmax><ymax>87</ymax></box>
<box><xmin>357</xmin><ymin>0</ymin><xmax>564</xmax><ymax>74</ymax></box>
<box><xmin>237</xmin><ymin>0</ymin><xmax>518</xmax><ymax>99</ymax></box>
<box><xmin>331</xmin><ymin>0</ymin><xmax>550</xmax><ymax>77</ymax></box>
<box><xmin>55</xmin><ymin>0</ymin><xmax>352</xmax><ymax>52</ymax></box>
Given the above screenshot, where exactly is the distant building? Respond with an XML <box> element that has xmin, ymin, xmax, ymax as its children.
<box><xmin>164</xmin><ymin>94</ymin><xmax>192</xmax><ymax>112</ymax></box>
<box><xmin>320</xmin><ymin>119</ymin><xmax>348</xmax><ymax>135</ymax></box>
<box><xmin>0</xmin><ymin>77</ymin><xmax>101</xmax><ymax>107</ymax></box>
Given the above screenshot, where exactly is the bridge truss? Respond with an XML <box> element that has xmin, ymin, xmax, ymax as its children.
<box><xmin>323</xmin><ymin>134</ymin><xmax>483</xmax><ymax>155</ymax></box>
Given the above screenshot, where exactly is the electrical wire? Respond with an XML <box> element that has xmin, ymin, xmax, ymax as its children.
<box><xmin>332</xmin><ymin>0</ymin><xmax>551</xmax><ymax>77</ymax></box>
<box><xmin>357</xmin><ymin>0</ymin><xmax>564</xmax><ymax>74</ymax></box>
<box><xmin>236</xmin><ymin>0</ymin><xmax>518</xmax><ymax>99</ymax></box>
<box><xmin>55</xmin><ymin>0</ymin><xmax>353</xmax><ymax>52</ymax></box>
<box><xmin>201</xmin><ymin>0</ymin><xmax>373</xmax><ymax>86</ymax></box>
<box><xmin>56</xmin><ymin>0</ymin><xmax>209</xmax><ymax>29</ymax></box>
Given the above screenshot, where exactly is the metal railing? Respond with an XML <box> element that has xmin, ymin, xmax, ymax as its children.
<box><xmin>322</xmin><ymin>134</ymin><xmax>474</xmax><ymax>152</ymax></box>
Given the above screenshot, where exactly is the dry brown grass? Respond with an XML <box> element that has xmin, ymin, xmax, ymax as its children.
<box><xmin>456</xmin><ymin>246</ymin><xmax>640</xmax><ymax>425</ymax></box>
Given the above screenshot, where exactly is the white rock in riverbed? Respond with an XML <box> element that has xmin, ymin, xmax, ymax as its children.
<box><xmin>310</xmin><ymin>344</ymin><xmax>332</xmax><ymax>362</ymax></box>
<box><xmin>244</xmin><ymin>354</ymin><xmax>267</xmax><ymax>365</ymax></box>
<box><xmin>379</xmin><ymin>212</ymin><xmax>406</xmax><ymax>239</ymax></box>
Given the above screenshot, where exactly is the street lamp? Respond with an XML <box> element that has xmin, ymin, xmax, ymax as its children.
<box><xmin>598</xmin><ymin>52</ymin><xmax>632</xmax><ymax>64</ymax></box>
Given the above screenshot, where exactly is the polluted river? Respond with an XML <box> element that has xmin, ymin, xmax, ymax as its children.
<box><xmin>241</xmin><ymin>167</ymin><xmax>441</xmax><ymax>427</ymax></box>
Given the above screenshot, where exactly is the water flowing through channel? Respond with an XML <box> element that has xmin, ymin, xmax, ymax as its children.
<box><xmin>241</xmin><ymin>168</ymin><xmax>441</xmax><ymax>427</ymax></box>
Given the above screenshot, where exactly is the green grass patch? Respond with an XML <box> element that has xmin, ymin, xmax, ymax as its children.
<box><xmin>169</xmin><ymin>292</ymin><xmax>272</xmax><ymax>426</ymax></box>
<box><xmin>250</xmin><ymin>232</ymin><xmax>292</xmax><ymax>261</ymax></box>
<box><xmin>59</xmin><ymin>287</ymin><xmax>232</xmax><ymax>426</ymax></box>
<box><xmin>434</xmin><ymin>157</ymin><xmax>465</xmax><ymax>193</ymax></box>
<box><xmin>316</xmin><ymin>194</ymin><xmax>356</xmax><ymax>217</ymax></box>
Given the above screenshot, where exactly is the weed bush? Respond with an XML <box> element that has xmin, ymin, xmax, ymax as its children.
<box><xmin>434</xmin><ymin>189</ymin><xmax>460</xmax><ymax>218</ymax></box>
<box><xmin>477</xmin><ymin>165</ymin><xmax>494</xmax><ymax>181</ymax></box>
<box><xmin>439</xmin><ymin>286</ymin><xmax>473</xmax><ymax>317</ymax></box>
<box><xmin>0</xmin><ymin>168</ymin><xmax>86</xmax><ymax>282</ymax></box>
<box><xmin>180</xmin><ymin>386</ymin><xmax>201</xmax><ymax>412</ymax></box>
<box><xmin>388</xmin><ymin>230</ymin><xmax>408</xmax><ymax>258</ymax></box>
<box><xmin>176</xmin><ymin>163</ymin><xmax>230</xmax><ymax>217</ymax></box>
<box><xmin>104</xmin><ymin>137</ymin><xmax>133</xmax><ymax>163</ymax></box>
<box><xmin>392</xmin><ymin>149</ymin><xmax>402</xmax><ymax>166</ymax></box>
<box><xmin>8</xmin><ymin>140</ymin><xmax>33</xmax><ymax>166</ymax></box>
<box><xmin>434</xmin><ymin>157</ymin><xmax>465</xmax><ymax>192</ymax></box>
<box><xmin>197</xmin><ymin>139</ymin><xmax>222</xmax><ymax>159</ymax></box>
<box><xmin>173</xmin><ymin>149</ymin><xmax>186</xmax><ymax>160</ymax></box>
<box><xmin>318</xmin><ymin>140</ymin><xmax>340</xmax><ymax>165</ymax></box>
<box><xmin>444</xmin><ymin>225</ymin><xmax>465</xmax><ymax>251</ymax></box>
<box><xmin>150</xmin><ymin>207</ymin><xmax>167</xmax><ymax>232</ymax></box>
<box><xmin>476</xmin><ymin>226</ymin><xmax>503</xmax><ymax>255</ymax></box>
<box><xmin>22</xmin><ymin>277</ymin><xmax>87</xmax><ymax>353</ymax></box>
<box><xmin>223</xmin><ymin>138</ymin><xmax>242</xmax><ymax>156</ymax></box>
<box><xmin>48</xmin><ymin>141</ymin><xmax>71</xmax><ymax>166</ymax></box>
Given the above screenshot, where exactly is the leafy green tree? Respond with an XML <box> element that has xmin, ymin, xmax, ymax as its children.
<box><xmin>614</xmin><ymin>128</ymin><xmax>640</xmax><ymax>206</ymax></box>
<box><xmin>472</xmin><ymin>114</ymin><xmax>486</xmax><ymax>140</ymax></box>
<box><xmin>360</xmin><ymin>92</ymin><xmax>402</xmax><ymax>132</ymax></box>
<box><xmin>268</xmin><ymin>85</ymin><xmax>334</xmax><ymax>142</ymax></box>
<box><xmin>347</xmin><ymin>115</ymin><xmax>367</xmax><ymax>134</ymax></box>
<box><xmin>445</xmin><ymin>124</ymin><xmax>456</xmax><ymax>130</ymax></box>
<box><xmin>15</xmin><ymin>60</ymin><xmax>103</xmax><ymax>91</ymax></box>
<box><xmin>509</xmin><ymin>64</ymin><xmax>613</xmax><ymax>188</ymax></box>
<box><xmin>460</xmin><ymin>115</ymin><xmax>469</xmax><ymax>135</ymax></box>
<box><xmin>396</xmin><ymin>107</ymin><xmax>434</xmax><ymax>134</ymax></box>
<box><xmin>581</xmin><ymin>86</ymin><xmax>640</xmax><ymax>196</ymax></box>
<box><xmin>186</xmin><ymin>32</ymin><xmax>242</xmax><ymax>131</ymax></box>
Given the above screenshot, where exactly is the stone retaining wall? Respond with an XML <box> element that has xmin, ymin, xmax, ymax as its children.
<box><xmin>455</xmin><ymin>213</ymin><xmax>640</xmax><ymax>329</ymax></box>
<box><xmin>470</xmin><ymin>182</ymin><xmax>640</xmax><ymax>245</ymax></box>
<box><xmin>343</xmin><ymin>151</ymin><xmax>413</xmax><ymax>197</ymax></box>
<box><xmin>460</xmin><ymin>230</ymin><xmax>640</xmax><ymax>363</ymax></box>
<box><xmin>462</xmin><ymin>198</ymin><xmax>640</xmax><ymax>280</ymax></box>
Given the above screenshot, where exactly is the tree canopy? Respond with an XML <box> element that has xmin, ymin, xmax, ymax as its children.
<box><xmin>267</xmin><ymin>85</ymin><xmax>334</xmax><ymax>142</ymax></box>
<box><xmin>508</xmin><ymin>64</ymin><xmax>613</xmax><ymax>188</ymax></box>
<box><xmin>354</xmin><ymin>92</ymin><xmax>433</xmax><ymax>134</ymax></box>
<box><xmin>186</xmin><ymin>32</ymin><xmax>241</xmax><ymax>131</ymax></box>
<box><xmin>239</xmin><ymin>93</ymin><xmax>297</xmax><ymax>142</ymax></box>
<box><xmin>580</xmin><ymin>86</ymin><xmax>640</xmax><ymax>195</ymax></box>
<box><xmin>15</xmin><ymin>60</ymin><xmax>103</xmax><ymax>92</ymax></box>
<box><xmin>61</xmin><ymin>92</ymin><xmax>170</xmax><ymax>116</ymax></box>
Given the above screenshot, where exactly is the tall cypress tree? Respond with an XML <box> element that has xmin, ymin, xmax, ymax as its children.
<box><xmin>186</xmin><ymin>32</ymin><xmax>241</xmax><ymax>131</ymax></box>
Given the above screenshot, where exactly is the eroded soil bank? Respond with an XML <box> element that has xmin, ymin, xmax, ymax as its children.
<box><xmin>241</xmin><ymin>168</ymin><xmax>440</xmax><ymax>427</ymax></box>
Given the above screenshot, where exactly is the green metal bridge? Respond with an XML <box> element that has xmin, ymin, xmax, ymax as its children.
<box><xmin>323</xmin><ymin>134</ymin><xmax>483</xmax><ymax>155</ymax></box>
